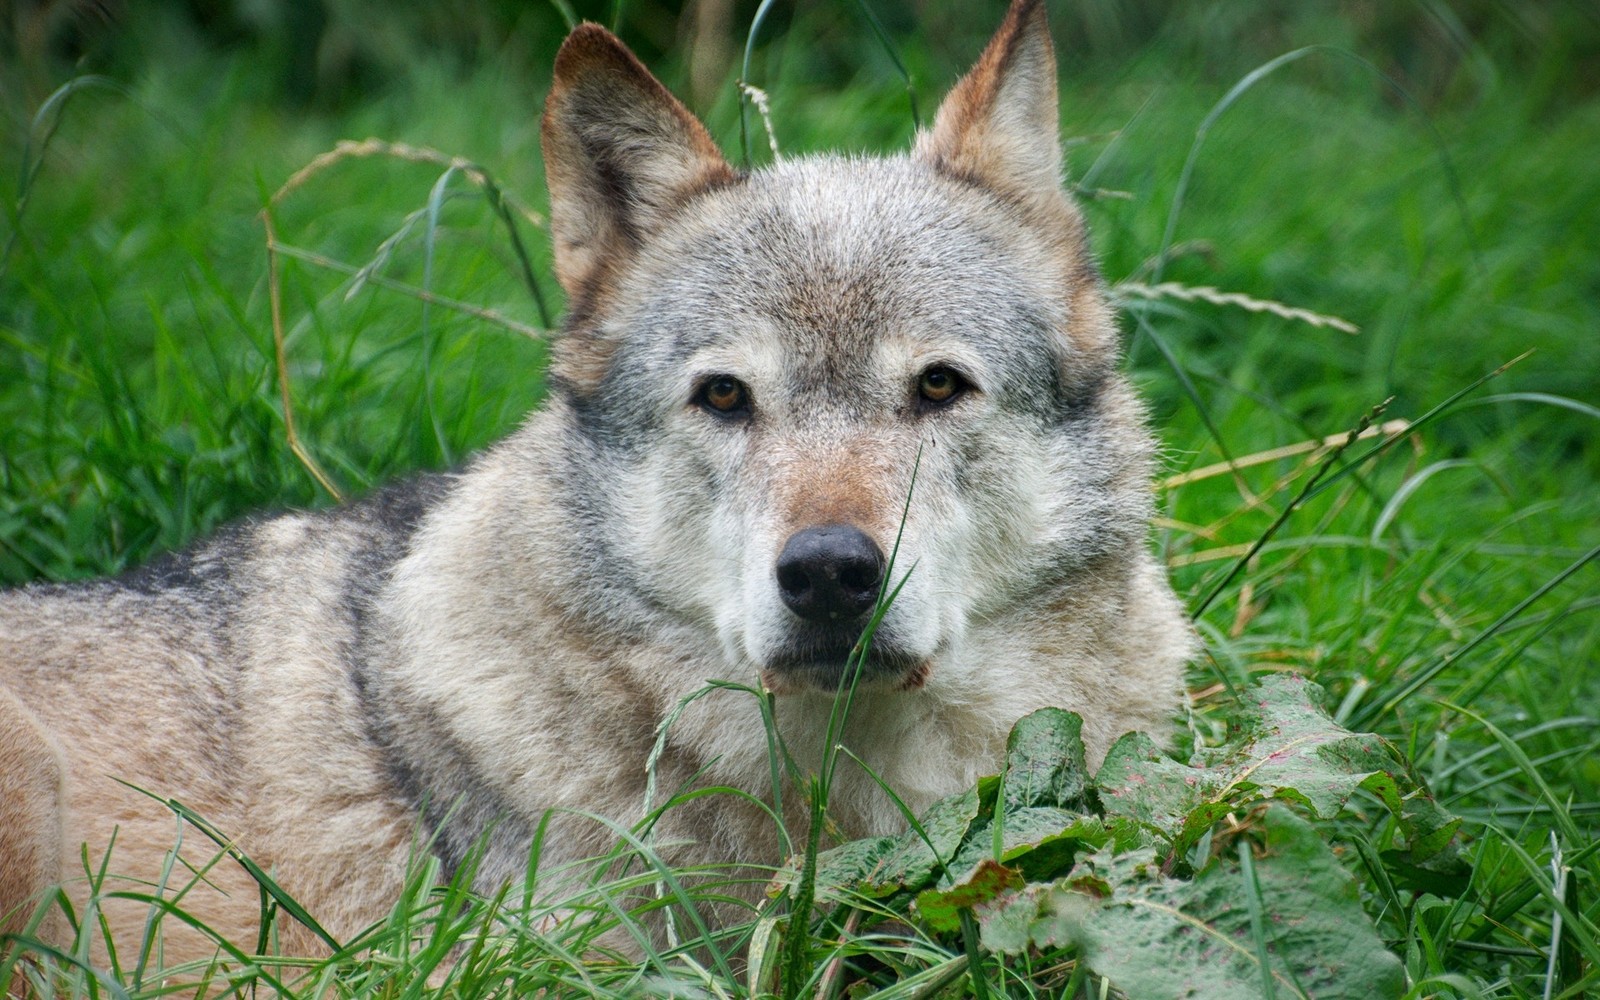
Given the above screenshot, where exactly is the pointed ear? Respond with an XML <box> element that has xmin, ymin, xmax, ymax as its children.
<box><xmin>541</xmin><ymin>24</ymin><xmax>735</xmax><ymax>298</ymax></box>
<box><xmin>914</xmin><ymin>0</ymin><xmax>1061</xmax><ymax>201</ymax></box>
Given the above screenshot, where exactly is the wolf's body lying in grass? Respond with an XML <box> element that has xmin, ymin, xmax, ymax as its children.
<box><xmin>0</xmin><ymin>0</ymin><xmax>1190</xmax><ymax>965</ymax></box>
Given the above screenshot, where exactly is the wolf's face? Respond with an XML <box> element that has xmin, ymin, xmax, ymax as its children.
<box><xmin>540</xmin><ymin>1</ymin><xmax>1153</xmax><ymax>696</ymax></box>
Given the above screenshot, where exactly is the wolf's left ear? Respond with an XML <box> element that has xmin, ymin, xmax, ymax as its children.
<box><xmin>915</xmin><ymin>0</ymin><xmax>1062</xmax><ymax>202</ymax></box>
<box><xmin>541</xmin><ymin>24</ymin><xmax>735</xmax><ymax>298</ymax></box>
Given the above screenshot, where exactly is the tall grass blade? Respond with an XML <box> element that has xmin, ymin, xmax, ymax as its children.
<box><xmin>1443</xmin><ymin>706</ymin><xmax>1585</xmax><ymax>845</ymax></box>
<box><xmin>1448</xmin><ymin>604</ymin><xmax>1600</xmax><ymax>712</ymax></box>
<box><xmin>1543</xmin><ymin>833</ymin><xmax>1569</xmax><ymax>1000</ymax></box>
<box><xmin>1369</xmin><ymin>459</ymin><xmax>1478</xmax><ymax>542</ymax></box>
<box><xmin>133</xmin><ymin>818</ymin><xmax>186</xmax><ymax>989</ymax></box>
<box><xmin>0</xmin><ymin>937</ymin><xmax>133</xmax><ymax>1000</ymax></box>
<box><xmin>1192</xmin><ymin>398</ymin><xmax>1389</xmax><ymax>620</ymax></box>
<box><xmin>1300</xmin><ymin>352</ymin><xmax>1530</xmax><ymax>507</ymax></box>
<box><xmin>480</xmin><ymin>177</ymin><xmax>554</xmax><ymax>329</ymax></box>
<box><xmin>738</xmin><ymin>0</ymin><xmax>782</xmax><ymax>167</ymax></box>
<box><xmin>954</xmin><ymin>908</ymin><xmax>989</xmax><ymax>1000</ymax></box>
<box><xmin>1156</xmin><ymin>45</ymin><xmax>1477</xmax><ymax>283</ymax></box>
<box><xmin>1156</xmin><ymin>48</ymin><xmax>1322</xmax><ymax>283</ymax></box>
<box><xmin>1370</xmin><ymin>543</ymin><xmax>1600</xmax><ymax>722</ymax></box>
<box><xmin>1133</xmin><ymin>309</ymin><xmax>1240</xmax><ymax>476</ymax></box>
<box><xmin>857</xmin><ymin>955</ymin><xmax>970</xmax><ymax>999</ymax></box>
<box><xmin>1239</xmin><ymin>840</ymin><xmax>1279</xmax><ymax>1000</ymax></box>
<box><xmin>849</xmin><ymin>0</ymin><xmax>920</xmax><ymax>129</ymax></box>
<box><xmin>116</xmin><ymin>783</ymin><xmax>342</xmax><ymax>951</ymax></box>
<box><xmin>1482</xmin><ymin>830</ymin><xmax>1600</xmax><ymax>972</ymax></box>
<box><xmin>270</xmin><ymin>241</ymin><xmax>548</xmax><ymax>339</ymax></box>
<box><xmin>5</xmin><ymin>76</ymin><xmax>135</xmax><ymax>278</ymax></box>
<box><xmin>422</xmin><ymin>167</ymin><xmax>459</xmax><ymax>465</ymax></box>
<box><xmin>545</xmin><ymin>0</ymin><xmax>577</xmax><ymax>30</ymax></box>
<box><xmin>1465</xmin><ymin>392</ymin><xmax>1600</xmax><ymax>423</ymax></box>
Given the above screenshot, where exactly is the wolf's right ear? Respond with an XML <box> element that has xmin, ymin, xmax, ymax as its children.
<box><xmin>541</xmin><ymin>24</ymin><xmax>735</xmax><ymax>298</ymax></box>
<box><xmin>914</xmin><ymin>0</ymin><xmax>1062</xmax><ymax>205</ymax></box>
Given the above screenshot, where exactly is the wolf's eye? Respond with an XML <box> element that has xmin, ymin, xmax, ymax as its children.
<box><xmin>697</xmin><ymin>375</ymin><xmax>751</xmax><ymax>417</ymax></box>
<box><xmin>917</xmin><ymin>366</ymin><xmax>968</xmax><ymax>408</ymax></box>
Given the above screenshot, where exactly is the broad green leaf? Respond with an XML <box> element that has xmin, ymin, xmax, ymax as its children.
<box><xmin>1097</xmin><ymin>674</ymin><xmax>1459</xmax><ymax>866</ymax></box>
<box><xmin>976</xmin><ymin>877</ymin><xmax>1097</xmax><ymax>954</ymax></box>
<box><xmin>865</xmin><ymin>783</ymin><xmax>989</xmax><ymax>893</ymax></box>
<box><xmin>790</xmin><ymin>782</ymin><xmax>992</xmax><ymax>900</ymax></box>
<box><xmin>947</xmin><ymin>808</ymin><xmax>1110</xmax><ymax>884</ymax></box>
<box><xmin>982</xmin><ymin>806</ymin><xmax>1406</xmax><ymax>1000</ymax></box>
<box><xmin>913</xmin><ymin>859</ymin><xmax>1024</xmax><ymax>933</ymax></box>
<box><xmin>1096</xmin><ymin>732</ymin><xmax>1227</xmax><ymax>843</ymax></box>
<box><xmin>773</xmin><ymin>835</ymin><xmax>899</xmax><ymax>900</ymax></box>
<box><xmin>1001</xmin><ymin>708</ymin><xmax>1093</xmax><ymax>811</ymax></box>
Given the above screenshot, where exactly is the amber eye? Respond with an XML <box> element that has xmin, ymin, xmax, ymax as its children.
<box><xmin>697</xmin><ymin>375</ymin><xmax>751</xmax><ymax>416</ymax></box>
<box><xmin>917</xmin><ymin>366</ymin><xmax>967</xmax><ymax>408</ymax></box>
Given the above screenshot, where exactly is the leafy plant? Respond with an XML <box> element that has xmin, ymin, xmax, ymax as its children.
<box><xmin>778</xmin><ymin>676</ymin><xmax>1463</xmax><ymax>998</ymax></box>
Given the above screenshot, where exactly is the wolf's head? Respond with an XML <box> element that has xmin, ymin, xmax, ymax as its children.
<box><xmin>537</xmin><ymin>0</ymin><xmax>1157</xmax><ymax>697</ymax></box>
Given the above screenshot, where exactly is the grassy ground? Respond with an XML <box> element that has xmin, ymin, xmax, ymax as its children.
<box><xmin>1</xmin><ymin>1</ymin><xmax>1596</xmax><ymax>996</ymax></box>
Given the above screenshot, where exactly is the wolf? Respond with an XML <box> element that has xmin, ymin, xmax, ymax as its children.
<box><xmin>0</xmin><ymin>0</ymin><xmax>1190</xmax><ymax>969</ymax></box>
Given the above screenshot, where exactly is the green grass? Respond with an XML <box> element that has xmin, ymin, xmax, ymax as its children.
<box><xmin>2</xmin><ymin>1</ymin><xmax>1597</xmax><ymax>996</ymax></box>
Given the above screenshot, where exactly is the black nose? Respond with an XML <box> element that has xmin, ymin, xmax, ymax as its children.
<box><xmin>775</xmin><ymin>525</ymin><xmax>886</xmax><ymax>623</ymax></box>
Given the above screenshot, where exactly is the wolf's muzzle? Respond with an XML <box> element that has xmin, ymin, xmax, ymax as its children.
<box><xmin>775</xmin><ymin>525</ymin><xmax>885</xmax><ymax>623</ymax></box>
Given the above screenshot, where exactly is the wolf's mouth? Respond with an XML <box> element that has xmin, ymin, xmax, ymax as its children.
<box><xmin>760</xmin><ymin>628</ymin><xmax>930</xmax><ymax>693</ymax></box>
